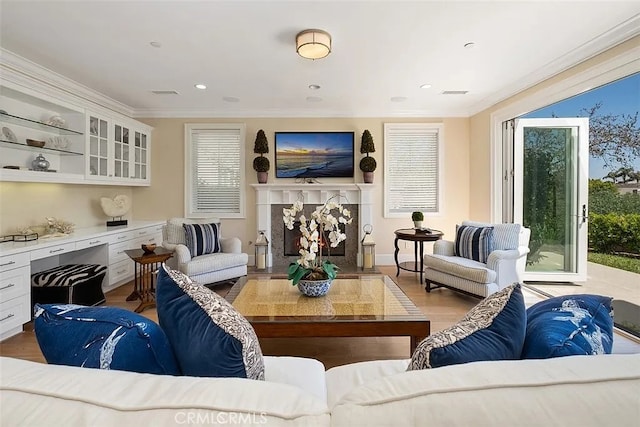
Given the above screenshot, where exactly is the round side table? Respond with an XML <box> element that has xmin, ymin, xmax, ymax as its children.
<box><xmin>394</xmin><ymin>228</ymin><xmax>443</xmax><ymax>283</ymax></box>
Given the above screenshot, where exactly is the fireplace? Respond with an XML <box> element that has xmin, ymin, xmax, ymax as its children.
<box><xmin>252</xmin><ymin>183</ymin><xmax>374</xmax><ymax>269</ymax></box>
<box><xmin>271</xmin><ymin>203</ymin><xmax>357</xmax><ymax>268</ymax></box>
<box><xmin>283</xmin><ymin>221</ymin><xmax>346</xmax><ymax>257</ymax></box>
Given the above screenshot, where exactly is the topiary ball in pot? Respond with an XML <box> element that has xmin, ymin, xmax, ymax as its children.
<box><xmin>253</xmin><ymin>156</ymin><xmax>270</xmax><ymax>173</ymax></box>
<box><xmin>360</xmin><ymin>156</ymin><xmax>377</xmax><ymax>173</ymax></box>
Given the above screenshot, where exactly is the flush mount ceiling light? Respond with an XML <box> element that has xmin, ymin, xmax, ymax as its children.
<box><xmin>194</xmin><ymin>84</ymin><xmax>207</xmax><ymax>90</ymax></box>
<box><xmin>296</xmin><ymin>29</ymin><xmax>331</xmax><ymax>60</ymax></box>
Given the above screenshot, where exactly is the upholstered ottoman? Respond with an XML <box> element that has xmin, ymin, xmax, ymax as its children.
<box><xmin>31</xmin><ymin>264</ymin><xmax>107</xmax><ymax>308</ymax></box>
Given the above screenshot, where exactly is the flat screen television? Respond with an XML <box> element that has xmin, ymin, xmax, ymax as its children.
<box><xmin>274</xmin><ymin>131</ymin><xmax>354</xmax><ymax>178</ymax></box>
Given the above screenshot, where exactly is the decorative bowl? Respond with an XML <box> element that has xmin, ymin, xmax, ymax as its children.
<box><xmin>141</xmin><ymin>243</ymin><xmax>157</xmax><ymax>254</ymax></box>
<box><xmin>26</xmin><ymin>139</ymin><xmax>46</xmax><ymax>148</ymax></box>
<box><xmin>297</xmin><ymin>278</ymin><xmax>333</xmax><ymax>297</ymax></box>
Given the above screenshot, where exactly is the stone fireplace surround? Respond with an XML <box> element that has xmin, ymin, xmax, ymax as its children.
<box><xmin>252</xmin><ymin>184</ymin><xmax>374</xmax><ymax>269</ymax></box>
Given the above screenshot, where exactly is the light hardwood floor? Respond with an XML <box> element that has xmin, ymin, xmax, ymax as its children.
<box><xmin>0</xmin><ymin>266</ymin><xmax>482</xmax><ymax>369</ymax></box>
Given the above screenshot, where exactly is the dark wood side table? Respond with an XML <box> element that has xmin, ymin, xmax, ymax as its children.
<box><xmin>124</xmin><ymin>247</ymin><xmax>173</xmax><ymax>313</ymax></box>
<box><xmin>394</xmin><ymin>228</ymin><xmax>443</xmax><ymax>283</ymax></box>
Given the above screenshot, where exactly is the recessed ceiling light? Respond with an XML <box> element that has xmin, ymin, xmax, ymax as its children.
<box><xmin>308</xmin><ymin>84</ymin><xmax>321</xmax><ymax>90</ymax></box>
<box><xmin>464</xmin><ymin>42</ymin><xmax>475</xmax><ymax>49</ymax></box>
<box><xmin>390</xmin><ymin>96</ymin><xmax>407</xmax><ymax>102</ymax></box>
<box><xmin>420</xmin><ymin>84</ymin><xmax>432</xmax><ymax>89</ymax></box>
<box><xmin>306</xmin><ymin>96</ymin><xmax>322</xmax><ymax>102</ymax></box>
<box><xmin>223</xmin><ymin>96</ymin><xmax>240</xmax><ymax>103</ymax></box>
<box><xmin>194</xmin><ymin>84</ymin><xmax>207</xmax><ymax>90</ymax></box>
<box><xmin>149</xmin><ymin>41</ymin><xmax>162</xmax><ymax>48</ymax></box>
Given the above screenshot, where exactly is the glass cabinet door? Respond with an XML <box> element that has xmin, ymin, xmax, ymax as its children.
<box><xmin>88</xmin><ymin>115</ymin><xmax>109</xmax><ymax>177</ymax></box>
<box><xmin>134</xmin><ymin>130</ymin><xmax>148</xmax><ymax>180</ymax></box>
<box><xmin>114</xmin><ymin>124</ymin><xmax>130</xmax><ymax>178</ymax></box>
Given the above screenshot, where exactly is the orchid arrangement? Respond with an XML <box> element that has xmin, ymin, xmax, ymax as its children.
<box><xmin>283</xmin><ymin>195</ymin><xmax>353</xmax><ymax>285</ymax></box>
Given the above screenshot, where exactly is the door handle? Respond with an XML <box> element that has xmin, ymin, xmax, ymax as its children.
<box><xmin>581</xmin><ymin>204</ymin><xmax>588</xmax><ymax>223</ymax></box>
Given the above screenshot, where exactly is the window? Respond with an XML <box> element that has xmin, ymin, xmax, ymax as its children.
<box><xmin>185</xmin><ymin>123</ymin><xmax>245</xmax><ymax>218</ymax></box>
<box><xmin>384</xmin><ymin>123</ymin><xmax>443</xmax><ymax>217</ymax></box>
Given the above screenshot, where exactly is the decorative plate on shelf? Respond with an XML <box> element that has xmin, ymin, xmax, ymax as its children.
<box><xmin>2</xmin><ymin>126</ymin><xmax>17</xmax><ymax>143</ymax></box>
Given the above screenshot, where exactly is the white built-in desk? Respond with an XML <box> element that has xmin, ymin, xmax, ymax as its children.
<box><xmin>0</xmin><ymin>221</ymin><xmax>164</xmax><ymax>340</ymax></box>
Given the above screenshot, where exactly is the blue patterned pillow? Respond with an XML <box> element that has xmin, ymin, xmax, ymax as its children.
<box><xmin>408</xmin><ymin>283</ymin><xmax>526</xmax><ymax>369</ymax></box>
<box><xmin>33</xmin><ymin>304</ymin><xmax>180</xmax><ymax>375</ymax></box>
<box><xmin>156</xmin><ymin>265</ymin><xmax>265</xmax><ymax>380</ymax></box>
<box><xmin>183</xmin><ymin>222</ymin><xmax>220</xmax><ymax>256</ymax></box>
<box><xmin>454</xmin><ymin>225</ymin><xmax>494</xmax><ymax>263</ymax></box>
<box><xmin>523</xmin><ymin>294</ymin><xmax>613</xmax><ymax>359</ymax></box>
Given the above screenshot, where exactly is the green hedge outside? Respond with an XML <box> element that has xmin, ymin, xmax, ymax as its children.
<box><xmin>588</xmin><ymin>213</ymin><xmax>640</xmax><ymax>255</ymax></box>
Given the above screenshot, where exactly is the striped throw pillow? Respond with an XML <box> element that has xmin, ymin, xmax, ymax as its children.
<box><xmin>183</xmin><ymin>223</ymin><xmax>221</xmax><ymax>256</ymax></box>
<box><xmin>454</xmin><ymin>225</ymin><xmax>494</xmax><ymax>263</ymax></box>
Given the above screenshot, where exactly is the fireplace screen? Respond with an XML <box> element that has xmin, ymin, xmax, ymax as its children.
<box><xmin>284</xmin><ymin>221</ymin><xmax>346</xmax><ymax>257</ymax></box>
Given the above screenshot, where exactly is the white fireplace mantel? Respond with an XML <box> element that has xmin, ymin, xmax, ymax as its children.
<box><xmin>251</xmin><ymin>183</ymin><xmax>374</xmax><ymax>267</ymax></box>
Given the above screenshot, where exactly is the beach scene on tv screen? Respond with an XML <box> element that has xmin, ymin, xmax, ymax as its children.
<box><xmin>276</xmin><ymin>132</ymin><xmax>354</xmax><ymax>178</ymax></box>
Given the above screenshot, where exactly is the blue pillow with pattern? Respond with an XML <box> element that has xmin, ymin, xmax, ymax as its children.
<box><xmin>454</xmin><ymin>225</ymin><xmax>495</xmax><ymax>263</ymax></box>
<box><xmin>156</xmin><ymin>264</ymin><xmax>265</xmax><ymax>380</ymax></box>
<box><xmin>523</xmin><ymin>294</ymin><xmax>613</xmax><ymax>359</ymax></box>
<box><xmin>34</xmin><ymin>304</ymin><xmax>180</xmax><ymax>375</ymax></box>
<box><xmin>408</xmin><ymin>283</ymin><xmax>526</xmax><ymax>369</ymax></box>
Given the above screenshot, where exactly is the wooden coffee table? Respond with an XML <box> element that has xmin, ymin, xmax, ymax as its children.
<box><xmin>226</xmin><ymin>275</ymin><xmax>430</xmax><ymax>355</ymax></box>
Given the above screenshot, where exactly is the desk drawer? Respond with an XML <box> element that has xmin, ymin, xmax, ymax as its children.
<box><xmin>109</xmin><ymin>241</ymin><xmax>136</xmax><ymax>265</ymax></box>
<box><xmin>0</xmin><ymin>252</ymin><xmax>30</xmax><ymax>273</ymax></box>
<box><xmin>112</xmin><ymin>231</ymin><xmax>136</xmax><ymax>243</ymax></box>
<box><xmin>109</xmin><ymin>259</ymin><xmax>133</xmax><ymax>286</ymax></box>
<box><xmin>76</xmin><ymin>236</ymin><xmax>111</xmax><ymax>250</ymax></box>
<box><xmin>0</xmin><ymin>266</ymin><xmax>30</xmax><ymax>303</ymax></box>
<box><xmin>0</xmin><ymin>293</ymin><xmax>30</xmax><ymax>336</ymax></box>
<box><xmin>30</xmin><ymin>242</ymin><xmax>76</xmax><ymax>261</ymax></box>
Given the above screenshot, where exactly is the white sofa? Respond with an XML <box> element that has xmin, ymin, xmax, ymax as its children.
<box><xmin>162</xmin><ymin>217</ymin><xmax>248</xmax><ymax>286</ymax></box>
<box><xmin>2</xmin><ymin>354</ymin><xmax>638</xmax><ymax>426</ymax></box>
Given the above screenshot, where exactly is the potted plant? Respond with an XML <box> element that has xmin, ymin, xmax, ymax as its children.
<box><xmin>359</xmin><ymin>129</ymin><xmax>376</xmax><ymax>183</ymax></box>
<box><xmin>252</xmin><ymin>129</ymin><xmax>270</xmax><ymax>184</ymax></box>
<box><xmin>283</xmin><ymin>196</ymin><xmax>353</xmax><ymax>297</ymax></box>
<box><xmin>412</xmin><ymin>211</ymin><xmax>424</xmax><ymax>229</ymax></box>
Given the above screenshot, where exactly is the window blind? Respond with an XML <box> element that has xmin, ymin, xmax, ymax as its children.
<box><xmin>186</xmin><ymin>124</ymin><xmax>245</xmax><ymax>217</ymax></box>
<box><xmin>384</xmin><ymin>123</ymin><xmax>442</xmax><ymax>216</ymax></box>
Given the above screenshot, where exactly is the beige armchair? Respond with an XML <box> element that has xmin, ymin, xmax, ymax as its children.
<box><xmin>162</xmin><ymin>218</ymin><xmax>248</xmax><ymax>286</ymax></box>
<box><xmin>423</xmin><ymin>221</ymin><xmax>530</xmax><ymax>298</ymax></box>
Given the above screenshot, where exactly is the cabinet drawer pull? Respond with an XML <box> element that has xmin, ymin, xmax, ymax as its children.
<box><xmin>116</xmin><ymin>269</ymin><xmax>127</xmax><ymax>275</ymax></box>
<box><xmin>0</xmin><ymin>261</ymin><xmax>16</xmax><ymax>267</ymax></box>
<box><xmin>49</xmin><ymin>248</ymin><xmax>64</xmax><ymax>254</ymax></box>
<box><xmin>148</xmin><ymin>238</ymin><xmax>156</xmax><ymax>242</ymax></box>
<box><xmin>138</xmin><ymin>231</ymin><xmax>145</xmax><ymax>235</ymax></box>
<box><xmin>0</xmin><ymin>313</ymin><xmax>15</xmax><ymax>322</ymax></box>
<box><xmin>89</xmin><ymin>240</ymin><xmax>101</xmax><ymax>245</ymax></box>
<box><xmin>118</xmin><ymin>235</ymin><xmax>126</xmax><ymax>240</ymax></box>
<box><xmin>0</xmin><ymin>283</ymin><xmax>15</xmax><ymax>291</ymax></box>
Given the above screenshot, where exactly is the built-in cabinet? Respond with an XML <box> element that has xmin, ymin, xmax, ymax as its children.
<box><xmin>0</xmin><ymin>84</ymin><xmax>152</xmax><ymax>186</ymax></box>
<box><xmin>85</xmin><ymin>113</ymin><xmax>150</xmax><ymax>185</ymax></box>
<box><xmin>0</xmin><ymin>221</ymin><xmax>164</xmax><ymax>341</ymax></box>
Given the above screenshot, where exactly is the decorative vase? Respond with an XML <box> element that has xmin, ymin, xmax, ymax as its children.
<box><xmin>297</xmin><ymin>278</ymin><xmax>333</xmax><ymax>297</ymax></box>
<box><xmin>363</xmin><ymin>171</ymin><xmax>374</xmax><ymax>183</ymax></box>
<box><xmin>257</xmin><ymin>171</ymin><xmax>268</xmax><ymax>184</ymax></box>
<box><xmin>414</xmin><ymin>221</ymin><xmax>423</xmax><ymax>229</ymax></box>
<box><xmin>32</xmin><ymin>154</ymin><xmax>50</xmax><ymax>171</ymax></box>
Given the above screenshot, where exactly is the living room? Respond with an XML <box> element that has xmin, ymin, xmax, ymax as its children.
<box><xmin>1</xmin><ymin>2</ymin><xmax>639</xmax><ymax>425</ymax></box>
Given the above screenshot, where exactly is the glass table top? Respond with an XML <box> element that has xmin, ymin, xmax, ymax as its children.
<box><xmin>226</xmin><ymin>275</ymin><xmax>427</xmax><ymax>322</ymax></box>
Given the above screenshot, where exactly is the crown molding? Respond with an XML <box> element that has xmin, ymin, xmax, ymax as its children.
<box><xmin>132</xmin><ymin>107</ymin><xmax>467</xmax><ymax>119</ymax></box>
<box><xmin>468</xmin><ymin>13</ymin><xmax>640</xmax><ymax>116</ymax></box>
<box><xmin>0</xmin><ymin>48</ymin><xmax>135</xmax><ymax>117</ymax></box>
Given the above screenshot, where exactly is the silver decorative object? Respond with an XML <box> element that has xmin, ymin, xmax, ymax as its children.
<box><xmin>32</xmin><ymin>154</ymin><xmax>50</xmax><ymax>171</ymax></box>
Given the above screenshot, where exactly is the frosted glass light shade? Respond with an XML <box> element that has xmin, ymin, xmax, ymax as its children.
<box><xmin>296</xmin><ymin>29</ymin><xmax>331</xmax><ymax>60</ymax></box>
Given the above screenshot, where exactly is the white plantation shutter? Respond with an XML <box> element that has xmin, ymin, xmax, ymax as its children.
<box><xmin>384</xmin><ymin>123</ymin><xmax>443</xmax><ymax>217</ymax></box>
<box><xmin>185</xmin><ymin>124</ymin><xmax>245</xmax><ymax>218</ymax></box>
